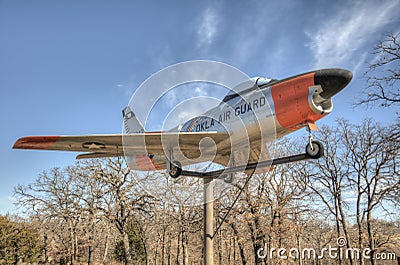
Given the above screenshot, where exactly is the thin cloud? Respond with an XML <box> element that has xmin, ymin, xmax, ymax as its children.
<box><xmin>147</xmin><ymin>82</ymin><xmax>227</xmax><ymax>131</ymax></box>
<box><xmin>164</xmin><ymin>83</ymin><xmax>214</xmax><ymax>108</ymax></box>
<box><xmin>163</xmin><ymin>96</ymin><xmax>221</xmax><ymax>130</ymax></box>
<box><xmin>222</xmin><ymin>1</ymin><xmax>293</xmax><ymax>69</ymax></box>
<box><xmin>197</xmin><ymin>8</ymin><xmax>219</xmax><ymax>48</ymax></box>
<box><xmin>306</xmin><ymin>0</ymin><xmax>399</xmax><ymax>69</ymax></box>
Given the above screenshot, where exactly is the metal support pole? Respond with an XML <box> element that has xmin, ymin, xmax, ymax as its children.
<box><xmin>203</xmin><ymin>177</ymin><xmax>214</xmax><ymax>265</ymax></box>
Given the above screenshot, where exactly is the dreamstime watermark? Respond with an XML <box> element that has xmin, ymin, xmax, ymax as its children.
<box><xmin>257</xmin><ymin>237</ymin><xmax>397</xmax><ymax>261</ymax></box>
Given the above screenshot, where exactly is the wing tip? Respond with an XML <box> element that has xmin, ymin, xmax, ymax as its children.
<box><xmin>13</xmin><ymin>136</ymin><xmax>60</xmax><ymax>150</ymax></box>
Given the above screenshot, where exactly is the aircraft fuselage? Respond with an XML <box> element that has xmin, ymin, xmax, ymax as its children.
<box><xmin>177</xmin><ymin>69</ymin><xmax>351</xmax><ymax>147</ymax></box>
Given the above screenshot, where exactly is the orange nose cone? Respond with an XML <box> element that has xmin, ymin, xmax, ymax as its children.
<box><xmin>314</xmin><ymin>68</ymin><xmax>353</xmax><ymax>99</ymax></box>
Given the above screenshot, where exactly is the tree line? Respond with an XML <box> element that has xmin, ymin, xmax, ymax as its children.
<box><xmin>2</xmin><ymin>117</ymin><xmax>398</xmax><ymax>265</ymax></box>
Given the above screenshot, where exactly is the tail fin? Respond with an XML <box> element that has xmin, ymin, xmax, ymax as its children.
<box><xmin>122</xmin><ymin>106</ymin><xmax>145</xmax><ymax>134</ymax></box>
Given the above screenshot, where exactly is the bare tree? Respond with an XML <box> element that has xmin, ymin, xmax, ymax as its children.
<box><xmin>14</xmin><ymin>167</ymin><xmax>86</xmax><ymax>264</ymax></box>
<box><xmin>215</xmin><ymin>139</ymin><xmax>313</xmax><ymax>265</ymax></box>
<box><xmin>79</xmin><ymin>158</ymin><xmax>153</xmax><ymax>265</ymax></box>
<box><xmin>305</xmin><ymin>124</ymin><xmax>354</xmax><ymax>265</ymax></box>
<box><xmin>342</xmin><ymin>119</ymin><xmax>399</xmax><ymax>265</ymax></box>
<box><xmin>358</xmin><ymin>32</ymin><xmax>400</xmax><ymax>107</ymax></box>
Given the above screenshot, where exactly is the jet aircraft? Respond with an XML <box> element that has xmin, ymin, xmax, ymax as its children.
<box><xmin>13</xmin><ymin>68</ymin><xmax>352</xmax><ymax>178</ymax></box>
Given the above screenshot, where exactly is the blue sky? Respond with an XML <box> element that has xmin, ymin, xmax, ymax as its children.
<box><xmin>1</xmin><ymin>0</ymin><xmax>399</xmax><ymax>214</ymax></box>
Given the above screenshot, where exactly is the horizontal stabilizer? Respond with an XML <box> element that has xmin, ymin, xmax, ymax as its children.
<box><xmin>76</xmin><ymin>152</ymin><xmax>123</xmax><ymax>159</ymax></box>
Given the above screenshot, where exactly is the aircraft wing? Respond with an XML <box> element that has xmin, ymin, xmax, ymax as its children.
<box><xmin>13</xmin><ymin>132</ymin><xmax>231</xmax><ymax>160</ymax></box>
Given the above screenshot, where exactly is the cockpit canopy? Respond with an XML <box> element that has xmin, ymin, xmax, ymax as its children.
<box><xmin>222</xmin><ymin>77</ymin><xmax>277</xmax><ymax>103</ymax></box>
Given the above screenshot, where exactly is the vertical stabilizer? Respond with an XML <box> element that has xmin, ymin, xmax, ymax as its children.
<box><xmin>122</xmin><ymin>106</ymin><xmax>145</xmax><ymax>134</ymax></box>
